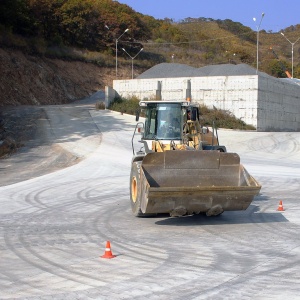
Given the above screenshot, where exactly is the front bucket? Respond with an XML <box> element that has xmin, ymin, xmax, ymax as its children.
<box><xmin>139</xmin><ymin>151</ymin><xmax>261</xmax><ymax>216</ymax></box>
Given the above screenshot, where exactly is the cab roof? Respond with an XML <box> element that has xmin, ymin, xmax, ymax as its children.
<box><xmin>139</xmin><ymin>100</ymin><xmax>199</xmax><ymax>108</ymax></box>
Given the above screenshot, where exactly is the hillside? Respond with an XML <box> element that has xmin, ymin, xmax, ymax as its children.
<box><xmin>1</xmin><ymin>0</ymin><xmax>300</xmax><ymax>162</ymax></box>
<box><xmin>1</xmin><ymin>0</ymin><xmax>300</xmax><ymax>109</ymax></box>
<box><xmin>0</xmin><ymin>48</ymin><xmax>127</xmax><ymax>107</ymax></box>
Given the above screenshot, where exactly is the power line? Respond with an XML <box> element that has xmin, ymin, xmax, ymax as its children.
<box><xmin>122</xmin><ymin>30</ymin><xmax>255</xmax><ymax>46</ymax></box>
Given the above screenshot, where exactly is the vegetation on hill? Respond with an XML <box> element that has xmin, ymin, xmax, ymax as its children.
<box><xmin>1</xmin><ymin>0</ymin><xmax>300</xmax><ymax>78</ymax></box>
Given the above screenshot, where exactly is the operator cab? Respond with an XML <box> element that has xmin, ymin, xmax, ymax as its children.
<box><xmin>139</xmin><ymin>101</ymin><xmax>201</xmax><ymax>141</ymax></box>
<box><xmin>142</xmin><ymin>102</ymin><xmax>184</xmax><ymax>140</ymax></box>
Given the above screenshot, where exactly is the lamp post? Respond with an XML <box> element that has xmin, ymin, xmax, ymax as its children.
<box><xmin>116</xmin><ymin>28</ymin><xmax>129</xmax><ymax>78</ymax></box>
<box><xmin>280</xmin><ymin>32</ymin><xmax>300</xmax><ymax>78</ymax></box>
<box><xmin>122</xmin><ymin>47</ymin><xmax>144</xmax><ymax>79</ymax></box>
<box><xmin>253</xmin><ymin>12</ymin><xmax>265</xmax><ymax>74</ymax></box>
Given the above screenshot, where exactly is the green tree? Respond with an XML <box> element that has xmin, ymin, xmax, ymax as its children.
<box><xmin>267</xmin><ymin>59</ymin><xmax>289</xmax><ymax>78</ymax></box>
<box><xmin>217</xmin><ymin>19</ymin><xmax>256</xmax><ymax>43</ymax></box>
<box><xmin>0</xmin><ymin>0</ymin><xmax>36</xmax><ymax>35</ymax></box>
<box><xmin>58</xmin><ymin>0</ymin><xmax>100</xmax><ymax>48</ymax></box>
<box><xmin>294</xmin><ymin>65</ymin><xmax>300</xmax><ymax>78</ymax></box>
<box><xmin>29</xmin><ymin>0</ymin><xmax>65</xmax><ymax>40</ymax></box>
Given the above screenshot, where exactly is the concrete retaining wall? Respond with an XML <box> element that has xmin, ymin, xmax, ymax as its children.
<box><xmin>110</xmin><ymin>75</ymin><xmax>300</xmax><ymax>131</ymax></box>
<box><xmin>257</xmin><ymin>76</ymin><xmax>300</xmax><ymax>131</ymax></box>
<box><xmin>105</xmin><ymin>86</ymin><xmax>117</xmax><ymax>108</ymax></box>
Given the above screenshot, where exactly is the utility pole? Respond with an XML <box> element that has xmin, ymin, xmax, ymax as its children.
<box><xmin>122</xmin><ymin>48</ymin><xmax>144</xmax><ymax>79</ymax></box>
<box><xmin>115</xmin><ymin>28</ymin><xmax>129</xmax><ymax>78</ymax></box>
<box><xmin>280</xmin><ymin>32</ymin><xmax>300</xmax><ymax>78</ymax></box>
<box><xmin>253</xmin><ymin>13</ymin><xmax>265</xmax><ymax>74</ymax></box>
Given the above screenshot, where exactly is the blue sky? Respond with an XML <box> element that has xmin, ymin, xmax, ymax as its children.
<box><xmin>117</xmin><ymin>0</ymin><xmax>299</xmax><ymax>32</ymax></box>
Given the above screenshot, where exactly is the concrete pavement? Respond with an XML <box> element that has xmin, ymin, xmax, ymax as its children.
<box><xmin>0</xmin><ymin>100</ymin><xmax>300</xmax><ymax>299</ymax></box>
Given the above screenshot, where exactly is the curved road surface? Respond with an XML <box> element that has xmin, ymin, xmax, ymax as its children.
<box><xmin>1</xmin><ymin>99</ymin><xmax>300</xmax><ymax>299</ymax></box>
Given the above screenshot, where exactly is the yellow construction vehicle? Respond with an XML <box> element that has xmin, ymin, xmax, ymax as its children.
<box><xmin>130</xmin><ymin>100</ymin><xmax>261</xmax><ymax>217</ymax></box>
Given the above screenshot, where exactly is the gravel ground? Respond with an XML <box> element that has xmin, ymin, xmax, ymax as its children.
<box><xmin>1</xmin><ymin>109</ymin><xmax>300</xmax><ymax>299</ymax></box>
<box><xmin>0</xmin><ymin>106</ymin><xmax>80</xmax><ymax>186</ymax></box>
<box><xmin>0</xmin><ymin>93</ymin><xmax>104</xmax><ymax>187</ymax></box>
<box><xmin>137</xmin><ymin>62</ymin><xmax>261</xmax><ymax>79</ymax></box>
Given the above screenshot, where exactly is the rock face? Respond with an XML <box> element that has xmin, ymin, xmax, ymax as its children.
<box><xmin>0</xmin><ymin>48</ymin><xmax>116</xmax><ymax>107</ymax></box>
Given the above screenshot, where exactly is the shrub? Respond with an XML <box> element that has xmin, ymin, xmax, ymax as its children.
<box><xmin>28</xmin><ymin>37</ymin><xmax>47</xmax><ymax>55</ymax></box>
<box><xmin>199</xmin><ymin>105</ymin><xmax>256</xmax><ymax>130</ymax></box>
<box><xmin>108</xmin><ymin>96</ymin><xmax>140</xmax><ymax>115</ymax></box>
<box><xmin>95</xmin><ymin>101</ymin><xmax>105</xmax><ymax>110</ymax></box>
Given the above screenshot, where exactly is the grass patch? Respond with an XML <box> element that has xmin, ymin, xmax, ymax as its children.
<box><xmin>0</xmin><ymin>29</ymin><xmax>116</xmax><ymax>66</ymax></box>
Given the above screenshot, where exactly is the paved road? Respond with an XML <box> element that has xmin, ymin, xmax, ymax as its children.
<box><xmin>0</xmin><ymin>100</ymin><xmax>300</xmax><ymax>299</ymax></box>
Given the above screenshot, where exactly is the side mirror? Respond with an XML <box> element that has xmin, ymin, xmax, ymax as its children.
<box><xmin>135</xmin><ymin>109</ymin><xmax>140</xmax><ymax>121</ymax></box>
<box><xmin>201</xmin><ymin>127</ymin><xmax>209</xmax><ymax>134</ymax></box>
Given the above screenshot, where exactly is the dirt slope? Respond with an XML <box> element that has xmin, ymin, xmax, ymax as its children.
<box><xmin>0</xmin><ymin>48</ymin><xmax>118</xmax><ymax>107</ymax></box>
<box><xmin>0</xmin><ymin>47</ymin><xmax>132</xmax><ymax>159</ymax></box>
<box><xmin>0</xmin><ymin>100</ymin><xmax>101</xmax><ymax>187</ymax></box>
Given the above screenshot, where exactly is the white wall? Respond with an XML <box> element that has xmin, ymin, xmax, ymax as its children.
<box><xmin>190</xmin><ymin>76</ymin><xmax>258</xmax><ymax>128</ymax></box>
<box><xmin>111</xmin><ymin>74</ymin><xmax>300</xmax><ymax>131</ymax></box>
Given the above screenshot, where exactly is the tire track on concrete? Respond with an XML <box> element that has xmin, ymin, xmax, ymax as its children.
<box><xmin>1</xmin><ymin>180</ymin><xmax>132</xmax><ymax>296</ymax></box>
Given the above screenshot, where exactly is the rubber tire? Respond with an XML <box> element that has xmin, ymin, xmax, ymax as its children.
<box><xmin>130</xmin><ymin>161</ymin><xmax>144</xmax><ymax>217</ymax></box>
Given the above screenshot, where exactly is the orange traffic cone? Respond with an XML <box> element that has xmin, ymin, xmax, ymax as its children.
<box><xmin>101</xmin><ymin>241</ymin><xmax>116</xmax><ymax>259</ymax></box>
<box><xmin>277</xmin><ymin>200</ymin><xmax>284</xmax><ymax>211</ymax></box>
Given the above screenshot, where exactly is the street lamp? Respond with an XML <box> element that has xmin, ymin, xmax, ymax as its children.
<box><xmin>253</xmin><ymin>12</ymin><xmax>265</xmax><ymax>74</ymax></box>
<box><xmin>116</xmin><ymin>28</ymin><xmax>129</xmax><ymax>78</ymax></box>
<box><xmin>280</xmin><ymin>32</ymin><xmax>300</xmax><ymax>78</ymax></box>
<box><xmin>122</xmin><ymin>47</ymin><xmax>144</xmax><ymax>79</ymax></box>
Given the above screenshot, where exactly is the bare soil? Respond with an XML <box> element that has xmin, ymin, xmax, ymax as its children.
<box><xmin>0</xmin><ymin>48</ymin><xmax>117</xmax><ymax>106</ymax></box>
<box><xmin>0</xmin><ymin>105</ymin><xmax>81</xmax><ymax>186</ymax></box>
<box><xmin>0</xmin><ymin>47</ymin><xmax>131</xmax><ymax>186</ymax></box>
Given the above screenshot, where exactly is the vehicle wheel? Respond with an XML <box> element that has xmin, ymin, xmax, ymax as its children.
<box><xmin>130</xmin><ymin>161</ymin><xmax>144</xmax><ymax>217</ymax></box>
<box><xmin>206</xmin><ymin>205</ymin><xmax>224</xmax><ymax>217</ymax></box>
